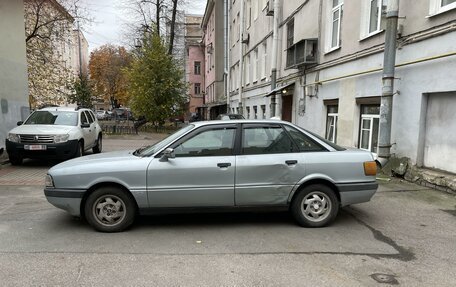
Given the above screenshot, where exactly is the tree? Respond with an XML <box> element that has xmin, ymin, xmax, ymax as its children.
<box><xmin>68</xmin><ymin>74</ymin><xmax>93</xmax><ymax>108</ymax></box>
<box><xmin>126</xmin><ymin>31</ymin><xmax>186</xmax><ymax>125</ymax></box>
<box><xmin>89</xmin><ymin>45</ymin><xmax>132</xmax><ymax>108</ymax></box>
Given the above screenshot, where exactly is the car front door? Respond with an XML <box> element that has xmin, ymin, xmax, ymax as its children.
<box><xmin>146</xmin><ymin>124</ymin><xmax>237</xmax><ymax>207</ymax></box>
<box><xmin>84</xmin><ymin>111</ymin><xmax>97</xmax><ymax>146</ymax></box>
<box><xmin>235</xmin><ymin>123</ymin><xmax>308</xmax><ymax>206</ymax></box>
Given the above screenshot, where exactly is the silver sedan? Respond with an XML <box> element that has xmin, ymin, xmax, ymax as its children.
<box><xmin>44</xmin><ymin>120</ymin><xmax>378</xmax><ymax>232</ymax></box>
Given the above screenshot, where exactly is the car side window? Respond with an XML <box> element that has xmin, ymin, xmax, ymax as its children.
<box><xmin>81</xmin><ymin>112</ymin><xmax>89</xmax><ymax>125</ymax></box>
<box><xmin>242</xmin><ymin>125</ymin><xmax>295</xmax><ymax>155</ymax></box>
<box><xmin>173</xmin><ymin>127</ymin><xmax>236</xmax><ymax>157</ymax></box>
<box><xmin>284</xmin><ymin>125</ymin><xmax>326</xmax><ymax>152</ymax></box>
<box><xmin>84</xmin><ymin>111</ymin><xmax>94</xmax><ymax>124</ymax></box>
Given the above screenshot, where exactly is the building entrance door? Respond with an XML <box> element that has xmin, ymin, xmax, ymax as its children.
<box><xmin>282</xmin><ymin>95</ymin><xmax>292</xmax><ymax>122</ymax></box>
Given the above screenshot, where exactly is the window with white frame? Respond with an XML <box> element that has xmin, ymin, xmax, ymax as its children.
<box><xmin>327</xmin><ymin>0</ymin><xmax>343</xmax><ymax>51</ymax></box>
<box><xmin>261</xmin><ymin>105</ymin><xmax>266</xmax><ymax>119</ymax></box>
<box><xmin>325</xmin><ymin>105</ymin><xmax>338</xmax><ymax>143</ymax></box>
<box><xmin>253</xmin><ymin>106</ymin><xmax>258</xmax><ymax>119</ymax></box>
<box><xmin>261</xmin><ymin>42</ymin><xmax>267</xmax><ymax>79</ymax></box>
<box><xmin>253</xmin><ymin>48</ymin><xmax>259</xmax><ymax>82</ymax></box>
<box><xmin>245</xmin><ymin>54</ymin><xmax>250</xmax><ymax>85</ymax></box>
<box><xmin>360</xmin><ymin>0</ymin><xmax>386</xmax><ymax>39</ymax></box>
<box><xmin>430</xmin><ymin>0</ymin><xmax>456</xmax><ymax>15</ymax></box>
<box><xmin>253</xmin><ymin>0</ymin><xmax>259</xmax><ymax>20</ymax></box>
<box><xmin>359</xmin><ymin>105</ymin><xmax>380</xmax><ymax>154</ymax></box>
<box><xmin>246</xmin><ymin>106</ymin><xmax>251</xmax><ymax>119</ymax></box>
<box><xmin>246</xmin><ymin>0</ymin><xmax>252</xmax><ymax>29</ymax></box>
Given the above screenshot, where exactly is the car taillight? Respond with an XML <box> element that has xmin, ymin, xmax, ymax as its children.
<box><xmin>363</xmin><ymin>161</ymin><xmax>377</xmax><ymax>176</ymax></box>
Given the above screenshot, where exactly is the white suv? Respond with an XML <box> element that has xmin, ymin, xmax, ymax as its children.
<box><xmin>5</xmin><ymin>107</ymin><xmax>103</xmax><ymax>165</ymax></box>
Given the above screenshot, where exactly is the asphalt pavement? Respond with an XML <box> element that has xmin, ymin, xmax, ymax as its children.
<box><xmin>0</xmin><ymin>133</ymin><xmax>455</xmax><ymax>286</ymax></box>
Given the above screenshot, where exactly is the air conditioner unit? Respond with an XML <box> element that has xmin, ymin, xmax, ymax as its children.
<box><xmin>266</xmin><ymin>1</ymin><xmax>274</xmax><ymax>16</ymax></box>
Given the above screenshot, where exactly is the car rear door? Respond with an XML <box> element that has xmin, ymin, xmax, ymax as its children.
<box><xmin>146</xmin><ymin>124</ymin><xmax>237</xmax><ymax>207</ymax></box>
<box><xmin>235</xmin><ymin>123</ymin><xmax>307</xmax><ymax>206</ymax></box>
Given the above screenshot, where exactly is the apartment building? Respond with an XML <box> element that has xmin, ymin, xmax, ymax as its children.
<box><xmin>0</xmin><ymin>0</ymin><xmax>29</xmax><ymax>154</ymax></box>
<box><xmin>184</xmin><ymin>15</ymin><xmax>206</xmax><ymax>120</ymax></box>
<box><xmin>202</xmin><ymin>0</ymin><xmax>228</xmax><ymax>119</ymax></box>
<box><xmin>227</xmin><ymin>0</ymin><xmax>456</xmax><ymax>174</ymax></box>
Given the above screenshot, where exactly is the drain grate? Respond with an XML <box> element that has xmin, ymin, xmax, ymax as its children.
<box><xmin>370</xmin><ymin>273</ymin><xmax>399</xmax><ymax>285</ymax></box>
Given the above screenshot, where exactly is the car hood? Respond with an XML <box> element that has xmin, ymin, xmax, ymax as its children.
<box><xmin>10</xmin><ymin>125</ymin><xmax>75</xmax><ymax>135</ymax></box>
<box><xmin>50</xmin><ymin>150</ymin><xmax>137</xmax><ymax>170</ymax></box>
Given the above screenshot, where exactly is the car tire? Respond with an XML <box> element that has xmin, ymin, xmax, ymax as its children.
<box><xmin>291</xmin><ymin>184</ymin><xmax>339</xmax><ymax>228</ymax></box>
<box><xmin>74</xmin><ymin>141</ymin><xmax>83</xmax><ymax>158</ymax></box>
<box><xmin>84</xmin><ymin>186</ymin><xmax>136</xmax><ymax>232</ymax></box>
<box><xmin>93</xmin><ymin>135</ymin><xmax>102</xmax><ymax>154</ymax></box>
<box><xmin>9</xmin><ymin>155</ymin><xmax>23</xmax><ymax>166</ymax></box>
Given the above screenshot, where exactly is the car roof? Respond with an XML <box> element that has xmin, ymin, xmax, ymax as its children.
<box><xmin>39</xmin><ymin>107</ymin><xmax>89</xmax><ymax>112</ymax></box>
<box><xmin>190</xmin><ymin>119</ymin><xmax>292</xmax><ymax>127</ymax></box>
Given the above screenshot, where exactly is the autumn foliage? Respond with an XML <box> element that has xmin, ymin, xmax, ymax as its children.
<box><xmin>89</xmin><ymin>45</ymin><xmax>132</xmax><ymax>108</ymax></box>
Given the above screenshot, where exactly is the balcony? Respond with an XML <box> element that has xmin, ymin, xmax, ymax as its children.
<box><xmin>286</xmin><ymin>39</ymin><xmax>318</xmax><ymax>69</ymax></box>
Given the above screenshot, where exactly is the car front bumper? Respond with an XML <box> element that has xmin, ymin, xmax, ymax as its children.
<box><xmin>44</xmin><ymin>188</ymin><xmax>85</xmax><ymax>216</ymax></box>
<box><xmin>6</xmin><ymin>139</ymin><xmax>79</xmax><ymax>160</ymax></box>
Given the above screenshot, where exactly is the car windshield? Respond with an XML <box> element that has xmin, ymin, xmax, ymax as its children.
<box><xmin>134</xmin><ymin>124</ymin><xmax>195</xmax><ymax>157</ymax></box>
<box><xmin>24</xmin><ymin>111</ymin><xmax>78</xmax><ymax>126</ymax></box>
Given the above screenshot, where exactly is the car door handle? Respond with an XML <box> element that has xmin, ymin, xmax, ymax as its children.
<box><xmin>285</xmin><ymin>160</ymin><xmax>298</xmax><ymax>165</ymax></box>
<box><xmin>217</xmin><ymin>163</ymin><xmax>231</xmax><ymax>168</ymax></box>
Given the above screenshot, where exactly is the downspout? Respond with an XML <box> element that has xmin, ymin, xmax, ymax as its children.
<box><xmin>378</xmin><ymin>0</ymin><xmax>399</xmax><ymax>166</ymax></box>
<box><xmin>224</xmin><ymin>0</ymin><xmax>230</xmax><ymax>111</ymax></box>
<box><xmin>270</xmin><ymin>0</ymin><xmax>280</xmax><ymax>117</ymax></box>
<box><xmin>238</xmin><ymin>0</ymin><xmax>245</xmax><ymax>113</ymax></box>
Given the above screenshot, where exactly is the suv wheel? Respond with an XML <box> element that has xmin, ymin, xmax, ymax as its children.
<box><xmin>291</xmin><ymin>184</ymin><xmax>339</xmax><ymax>227</ymax></box>
<box><xmin>93</xmin><ymin>135</ymin><xmax>102</xmax><ymax>153</ymax></box>
<box><xmin>9</xmin><ymin>155</ymin><xmax>23</xmax><ymax>166</ymax></box>
<box><xmin>84</xmin><ymin>186</ymin><xmax>136</xmax><ymax>232</ymax></box>
<box><xmin>75</xmin><ymin>141</ymin><xmax>84</xmax><ymax>157</ymax></box>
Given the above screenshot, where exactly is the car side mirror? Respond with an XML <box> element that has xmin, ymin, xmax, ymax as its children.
<box><xmin>81</xmin><ymin>123</ymin><xmax>90</xmax><ymax>128</ymax></box>
<box><xmin>17</xmin><ymin>121</ymin><xmax>23</xmax><ymax>126</ymax></box>
<box><xmin>159</xmin><ymin>148</ymin><xmax>175</xmax><ymax>162</ymax></box>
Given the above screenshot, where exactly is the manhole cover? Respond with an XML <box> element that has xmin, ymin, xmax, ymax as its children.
<box><xmin>370</xmin><ymin>273</ymin><xmax>399</xmax><ymax>285</ymax></box>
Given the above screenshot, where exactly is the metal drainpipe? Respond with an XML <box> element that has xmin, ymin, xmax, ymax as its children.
<box><xmin>224</xmin><ymin>0</ymin><xmax>230</xmax><ymax>112</ymax></box>
<box><xmin>238</xmin><ymin>0</ymin><xmax>245</xmax><ymax>114</ymax></box>
<box><xmin>270</xmin><ymin>0</ymin><xmax>280</xmax><ymax>118</ymax></box>
<box><xmin>378</xmin><ymin>0</ymin><xmax>399</xmax><ymax>166</ymax></box>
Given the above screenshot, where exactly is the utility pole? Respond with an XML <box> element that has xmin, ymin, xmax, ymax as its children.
<box><xmin>270</xmin><ymin>0</ymin><xmax>280</xmax><ymax>117</ymax></box>
<box><xmin>378</xmin><ymin>0</ymin><xmax>399</xmax><ymax>165</ymax></box>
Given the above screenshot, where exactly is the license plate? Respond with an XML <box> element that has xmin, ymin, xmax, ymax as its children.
<box><xmin>24</xmin><ymin>145</ymin><xmax>47</xmax><ymax>151</ymax></box>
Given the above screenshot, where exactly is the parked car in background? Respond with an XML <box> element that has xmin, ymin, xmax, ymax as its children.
<box><xmin>216</xmin><ymin>114</ymin><xmax>245</xmax><ymax>120</ymax></box>
<box><xmin>96</xmin><ymin>110</ymin><xmax>112</xmax><ymax>120</ymax></box>
<box><xmin>6</xmin><ymin>107</ymin><xmax>103</xmax><ymax>165</ymax></box>
<box><xmin>112</xmin><ymin>108</ymin><xmax>134</xmax><ymax>121</ymax></box>
<box><xmin>44</xmin><ymin>120</ymin><xmax>377</xmax><ymax>232</ymax></box>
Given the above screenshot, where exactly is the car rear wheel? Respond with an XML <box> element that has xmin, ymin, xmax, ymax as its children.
<box><xmin>93</xmin><ymin>135</ymin><xmax>102</xmax><ymax>153</ymax></box>
<box><xmin>291</xmin><ymin>184</ymin><xmax>339</xmax><ymax>227</ymax></box>
<box><xmin>84</xmin><ymin>186</ymin><xmax>136</xmax><ymax>232</ymax></box>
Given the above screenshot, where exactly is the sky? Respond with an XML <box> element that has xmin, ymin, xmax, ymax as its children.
<box><xmin>80</xmin><ymin>0</ymin><xmax>207</xmax><ymax>52</ymax></box>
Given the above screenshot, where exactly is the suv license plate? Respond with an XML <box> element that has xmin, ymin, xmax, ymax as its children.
<box><xmin>25</xmin><ymin>145</ymin><xmax>47</xmax><ymax>151</ymax></box>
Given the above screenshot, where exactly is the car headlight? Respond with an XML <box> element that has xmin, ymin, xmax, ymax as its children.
<box><xmin>54</xmin><ymin>134</ymin><xmax>69</xmax><ymax>143</ymax></box>
<box><xmin>45</xmin><ymin>174</ymin><xmax>54</xmax><ymax>188</ymax></box>
<box><xmin>7</xmin><ymin>133</ymin><xmax>20</xmax><ymax>143</ymax></box>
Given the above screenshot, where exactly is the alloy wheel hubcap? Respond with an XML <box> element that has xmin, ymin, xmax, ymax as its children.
<box><xmin>301</xmin><ymin>191</ymin><xmax>331</xmax><ymax>222</ymax></box>
<box><xmin>93</xmin><ymin>195</ymin><xmax>126</xmax><ymax>226</ymax></box>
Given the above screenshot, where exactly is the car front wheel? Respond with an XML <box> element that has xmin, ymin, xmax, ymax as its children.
<box><xmin>291</xmin><ymin>184</ymin><xmax>339</xmax><ymax>227</ymax></box>
<box><xmin>93</xmin><ymin>135</ymin><xmax>102</xmax><ymax>153</ymax></box>
<box><xmin>84</xmin><ymin>186</ymin><xmax>136</xmax><ymax>232</ymax></box>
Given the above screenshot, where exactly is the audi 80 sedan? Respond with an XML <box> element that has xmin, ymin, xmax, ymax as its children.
<box><xmin>44</xmin><ymin>120</ymin><xmax>378</xmax><ymax>232</ymax></box>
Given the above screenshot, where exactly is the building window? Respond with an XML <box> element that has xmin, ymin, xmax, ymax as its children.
<box><xmin>194</xmin><ymin>83</ymin><xmax>201</xmax><ymax>95</ymax></box>
<box><xmin>359</xmin><ymin>105</ymin><xmax>380</xmax><ymax>154</ymax></box>
<box><xmin>253</xmin><ymin>106</ymin><xmax>258</xmax><ymax>119</ymax></box>
<box><xmin>253</xmin><ymin>48</ymin><xmax>259</xmax><ymax>82</ymax></box>
<box><xmin>245</xmin><ymin>54</ymin><xmax>250</xmax><ymax>85</ymax></box>
<box><xmin>325</xmin><ymin>105</ymin><xmax>338</xmax><ymax>143</ymax></box>
<box><xmin>287</xmin><ymin>19</ymin><xmax>294</xmax><ymax>48</ymax></box>
<box><xmin>430</xmin><ymin>0</ymin><xmax>456</xmax><ymax>15</ymax></box>
<box><xmin>246</xmin><ymin>106</ymin><xmax>251</xmax><ymax>119</ymax></box>
<box><xmin>253</xmin><ymin>0</ymin><xmax>259</xmax><ymax>20</ymax></box>
<box><xmin>261</xmin><ymin>42</ymin><xmax>267</xmax><ymax>79</ymax></box>
<box><xmin>247</xmin><ymin>0</ymin><xmax>252</xmax><ymax>28</ymax></box>
<box><xmin>328</xmin><ymin>0</ymin><xmax>343</xmax><ymax>51</ymax></box>
<box><xmin>194</xmin><ymin>61</ymin><xmax>201</xmax><ymax>75</ymax></box>
<box><xmin>361</xmin><ymin>0</ymin><xmax>386</xmax><ymax>39</ymax></box>
<box><xmin>261</xmin><ymin>105</ymin><xmax>266</xmax><ymax>119</ymax></box>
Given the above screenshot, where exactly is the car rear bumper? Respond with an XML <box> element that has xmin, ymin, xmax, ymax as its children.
<box><xmin>336</xmin><ymin>182</ymin><xmax>378</xmax><ymax>207</ymax></box>
<box><xmin>44</xmin><ymin>188</ymin><xmax>85</xmax><ymax>216</ymax></box>
<box><xmin>6</xmin><ymin>139</ymin><xmax>79</xmax><ymax>160</ymax></box>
